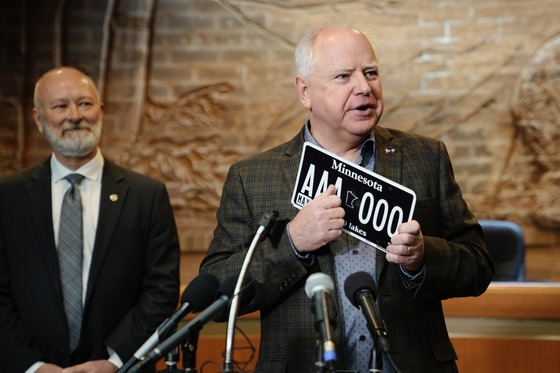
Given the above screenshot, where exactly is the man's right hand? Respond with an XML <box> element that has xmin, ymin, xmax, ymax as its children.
<box><xmin>288</xmin><ymin>184</ymin><xmax>345</xmax><ymax>253</ymax></box>
<box><xmin>37</xmin><ymin>363</ymin><xmax>63</xmax><ymax>373</ymax></box>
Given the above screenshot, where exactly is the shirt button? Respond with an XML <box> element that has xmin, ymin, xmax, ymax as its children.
<box><xmin>352</xmin><ymin>250</ymin><xmax>359</xmax><ymax>255</ymax></box>
<box><xmin>359</xmin><ymin>335</ymin><xmax>367</xmax><ymax>341</ymax></box>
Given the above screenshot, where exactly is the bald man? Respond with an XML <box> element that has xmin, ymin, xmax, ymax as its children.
<box><xmin>0</xmin><ymin>67</ymin><xmax>180</xmax><ymax>372</ymax></box>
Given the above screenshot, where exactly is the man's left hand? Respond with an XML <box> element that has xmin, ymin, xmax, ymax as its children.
<box><xmin>386</xmin><ymin>220</ymin><xmax>425</xmax><ymax>272</ymax></box>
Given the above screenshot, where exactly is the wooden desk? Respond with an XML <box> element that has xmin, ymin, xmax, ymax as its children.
<box><xmin>443</xmin><ymin>282</ymin><xmax>560</xmax><ymax>373</ymax></box>
<box><xmin>443</xmin><ymin>282</ymin><xmax>560</xmax><ymax>319</ymax></box>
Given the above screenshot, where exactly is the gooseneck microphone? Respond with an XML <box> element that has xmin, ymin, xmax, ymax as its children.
<box><xmin>119</xmin><ymin>273</ymin><xmax>220</xmax><ymax>372</ymax></box>
<box><xmin>344</xmin><ymin>271</ymin><xmax>402</xmax><ymax>373</ymax></box>
<box><xmin>305</xmin><ymin>272</ymin><xmax>338</xmax><ymax>373</ymax></box>
<box><xmin>223</xmin><ymin>210</ymin><xmax>278</xmax><ymax>373</ymax></box>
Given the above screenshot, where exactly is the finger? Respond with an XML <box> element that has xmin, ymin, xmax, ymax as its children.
<box><xmin>404</xmin><ymin>245</ymin><xmax>411</xmax><ymax>256</ymax></box>
<box><xmin>317</xmin><ymin>184</ymin><xmax>337</xmax><ymax>198</ymax></box>
<box><xmin>325</xmin><ymin>184</ymin><xmax>337</xmax><ymax>194</ymax></box>
<box><xmin>328</xmin><ymin>217</ymin><xmax>345</xmax><ymax>230</ymax></box>
<box><xmin>398</xmin><ymin>220</ymin><xmax>420</xmax><ymax>235</ymax></box>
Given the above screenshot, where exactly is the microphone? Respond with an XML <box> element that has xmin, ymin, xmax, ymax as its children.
<box><xmin>119</xmin><ymin>273</ymin><xmax>220</xmax><ymax>372</ymax></box>
<box><xmin>181</xmin><ymin>276</ymin><xmax>257</xmax><ymax>373</ymax></box>
<box><xmin>213</xmin><ymin>276</ymin><xmax>256</xmax><ymax>322</ymax></box>
<box><xmin>127</xmin><ymin>278</ymin><xmax>255</xmax><ymax>373</ymax></box>
<box><xmin>305</xmin><ymin>272</ymin><xmax>337</xmax><ymax>372</ymax></box>
<box><xmin>343</xmin><ymin>271</ymin><xmax>391</xmax><ymax>355</ymax></box>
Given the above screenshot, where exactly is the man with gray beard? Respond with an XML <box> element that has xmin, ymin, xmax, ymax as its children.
<box><xmin>0</xmin><ymin>67</ymin><xmax>180</xmax><ymax>373</ymax></box>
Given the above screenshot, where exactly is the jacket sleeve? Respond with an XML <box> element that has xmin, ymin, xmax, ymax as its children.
<box><xmin>199</xmin><ymin>156</ymin><xmax>316</xmax><ymax>314</ymax></box>
<box><xmin>0</xmin><ymin>217</ymin><xmax>45</xmax><ymax>371</ymax></box>
<box><xmin>405</xmin><ymin>140</ymin><xmax>494</xmax><ymax>299</ymax></box>
<box><xmin>105</xmin><ymin>181</ymin><xmax>181</xmax><ymax>361</ymax></box>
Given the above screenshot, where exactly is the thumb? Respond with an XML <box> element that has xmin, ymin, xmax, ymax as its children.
<box><xmin>324</xmin><ymin>184</ymin><xmax>337</xmax><ymax>195</ymax></box>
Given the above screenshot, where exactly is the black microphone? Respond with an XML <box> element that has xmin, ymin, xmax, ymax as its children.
<box><xmin>213</xmin><ymin>276</ymin><xmax>256</xmax><ymax>322</ymax></box>
<box><xmin>127</xmin><ymin>278</ymin><xmax>256</xmax><ymax>373</ymax></box>
<box><xmin>305</xmin><ymin>272</ymin><xmax>337</xmax><ymax>371</ymax></box>
<box><xmin>343</xmin><ymin>271</ymin><xmax>391</xmax><ymax>355</ymax></box>
<box><xmin>119</xmin><ymin>273</ymin><xmax>220</xmax><ymax>372</ymax></box>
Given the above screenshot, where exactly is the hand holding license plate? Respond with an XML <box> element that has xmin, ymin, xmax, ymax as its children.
<box><xmin>291</xmin><ymin>142</ymin><xmax>416</xmax><ymax>253</ymax></box>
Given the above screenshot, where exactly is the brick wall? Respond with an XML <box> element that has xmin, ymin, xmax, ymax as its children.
<box><xmin>1</xmin><ymin>0</ymin><xmax>559</xmax><ymax>254</ymax></box>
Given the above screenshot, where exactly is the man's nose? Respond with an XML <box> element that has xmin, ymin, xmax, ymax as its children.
<box><xmin>67</xmin><ymin>104</ymin><xmax>83</xmax><ymax>122</ymax></box>
<box><xmin>354</xmin><ymin>74</ymin><xmax>372</xmax><ymax>95</ymax></box>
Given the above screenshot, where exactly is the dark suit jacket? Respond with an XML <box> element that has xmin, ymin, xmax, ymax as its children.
<box><xmin>200</xmin><ymin>126</ymin><xmax>494</xmax><ymax>373</ymax></box>
<box><xmin>0</xmin><ymin>157</ymin><xmax>180</xmax><ymax>372</ymax></box>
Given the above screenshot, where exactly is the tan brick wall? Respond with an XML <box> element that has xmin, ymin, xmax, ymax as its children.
<box><xmin>1</xmin><ymin>0</ymin><xmax>560</xmax><ymax>260</ymax></box>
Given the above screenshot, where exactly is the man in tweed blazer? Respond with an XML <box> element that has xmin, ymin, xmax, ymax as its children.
<box><xmin>200</xmin><ymin>23</ymin><xmax>494</xmax><ymax>373</ymax></box>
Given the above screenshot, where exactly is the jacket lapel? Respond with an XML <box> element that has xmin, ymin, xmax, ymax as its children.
<box><xmin>374</xmin><ymin>126</ymin><xmax>401</xmax><ymax>184</ymax></box>
<box><xmin>27</xmin><ymin>160</ymin><xmax>64</xmax><ymax>304</ymax></box>
<box><xmin>84</xmin><ymin>160</ymin><xmax>127</xmax><ymax>305</ymax></box>
<box><xmin>373</xmin><ymin>127</ymin><xmax>402</xmax><ymax>281</ymax></box>
<box><xmin>280</xmin><ymin>129</ymin><xmax>305</xmax><ymax>196</ymax></box>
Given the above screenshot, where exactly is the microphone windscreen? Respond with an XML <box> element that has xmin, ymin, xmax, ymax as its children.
<box><xmin>216</xmin><ymin>277</ymin><xmax>237</xmax><ymax>299</ymax></box>
<box><xmin>343</xmin><ymin>271</ymin><xmax>377</xmax><ymax>308</ymax></box>
<box><xmin>305</xmin><ymin>272</ymin><xmax>334</xmax><ymax>299</ymax></box>
<box><xmin>216</xmin><ymin>278</ymin><xmax>256</xmax><ymax>307</ymax></box>
<box><xmin>213</xmin><ymin>278</ymin><xmax>256</xmax><ymax>322</ymax></box>
<box><xmin>182</xmin><ymin>273</ymin><xmax>220</xmax><ymax>312</ymax></box>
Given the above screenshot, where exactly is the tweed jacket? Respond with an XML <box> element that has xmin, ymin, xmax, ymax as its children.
<box><xmin>0</xmin><ymin>157</ymin><xmax>180</xmax><ymax>372</ymax></box>
<box><xmin>200</xmin><ymin>126</ymin><xmax>494</xmax><ymax>373</ymax></box>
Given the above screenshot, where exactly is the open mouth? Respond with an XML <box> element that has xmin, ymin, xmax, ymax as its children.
<box><xmin>354</xmin><ymin>103</ymin><xmax>374</xmax><ymax>111</ymax></box>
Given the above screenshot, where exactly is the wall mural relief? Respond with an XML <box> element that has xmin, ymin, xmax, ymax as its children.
<box><xmin>496</xmin><ymin>34</ymin><xmax>560</xmax><ymax>237</ymax></box>
<box><xmin>1</xmin><ymin>0</ymin><xmax>560</xmax><ymax>254</ymax></box>
<box><xmin>119</xmin><ymin>83</ymin><xmax>239</xmax><ymax>251</ymax></box>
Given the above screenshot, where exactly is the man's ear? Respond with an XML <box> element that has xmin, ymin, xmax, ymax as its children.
<box><xmin>32</xmin><ymin>108</ymin><xmax>44</xmax><ymax>134</ymax></box>
<box><xmin>295</xmin><ymin>76</ymin><xmax>311</xmax><ymax>110</ymax></box>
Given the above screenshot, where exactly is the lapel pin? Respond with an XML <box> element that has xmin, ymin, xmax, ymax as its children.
<box><xmin>384</xmin><ymin>147</ymin><xmax>396</xmax><ymax>154</ymax></box>
<box><xmin>109</xmin><ymin>194</ymin><xmax>118</xmax><ymax>202</ymax></box>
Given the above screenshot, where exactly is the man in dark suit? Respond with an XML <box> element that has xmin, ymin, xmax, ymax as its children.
<box><xmin>0</xmin><ymin>67</ymin><xmax>180</xmax><ymax>372</ymax></box>
<box><xmin>200</xmin><ymin>23</ymin><xmax>494</xmax><ymax>372</ymax></box>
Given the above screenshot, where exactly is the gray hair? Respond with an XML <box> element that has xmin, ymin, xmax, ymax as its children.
<box><xmin>294</xmin><ymin>18</ymin><xmax>365</xmax><ymax>79</ymax></box>
<box><xmin>33</xmin><ymin>67</ymin><xmax>99</xmax><ymax>113</ymax></box>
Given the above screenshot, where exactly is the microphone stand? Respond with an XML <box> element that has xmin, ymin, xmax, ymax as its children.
<box><xmin>182</xmin><ymin>332</ymin><xmax>199</xmax><ymax>373</ymax></box>
<box><xmin>314</xmin><ymin>339</ymin><xmax>327</xmax><ymax>373</ymax></box>
<box><xmin>369</xmin><ymin>346</ymin><xmax>382</xmax><ymax>373</ymax></box>
<box><xmin>159</xmin><ymin>346</ymin><xmax>182</xmax><ymax>373</ymax></box>
<box><xmin>223</xmin><ymin>211</ymin><xmax>277</xmax><ymax>373</ymax></box>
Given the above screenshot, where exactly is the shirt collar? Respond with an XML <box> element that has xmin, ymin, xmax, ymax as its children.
<box><xmin>51</xmin><ymin>148</ymin><xmax>104</xmax><ymax>183</ymax></box>
<box><xmin>303</xmin><ymin>120</ymin><xmax>376</xmax><ymax>167</ymax></box>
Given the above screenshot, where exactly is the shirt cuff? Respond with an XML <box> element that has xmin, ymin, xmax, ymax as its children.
<box><xmin>286</xmin><ymin>222</ymin><xmax>315</xmax><ymax>265</ymax></box>
<box><xmin>399</xmin><ymin>264</ymin><xmax>425</xmax><ymax>281</ymax></box>
<box><xmin>107</xmin><ymin>346</ymin><xmax>123</xmax><ymax>369</ymax></box>
<box><xmin>25</xmin><ymin>362</ymin><xmax>44</xmax><ymax>373</ymax></box>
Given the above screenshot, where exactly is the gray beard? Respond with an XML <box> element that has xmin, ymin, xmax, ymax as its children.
<box><xmin>42</xmin><ymin>121</ymin><xmax>102</xmax><ymax>158</ymax></box>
